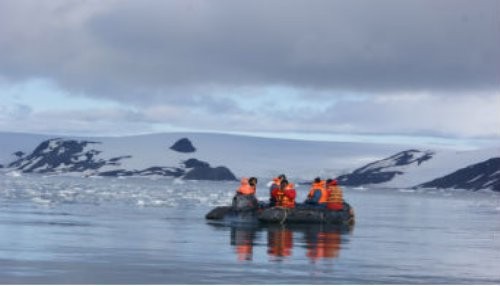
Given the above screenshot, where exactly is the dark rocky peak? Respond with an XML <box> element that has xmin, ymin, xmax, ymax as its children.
<box><xmin>183</xmin><ymin>158</ymin><xmax>210</xmax><ymax>168</ymax></box>
<box><xmin>184</xmin><ymin>166</ymin><xmax>237</xmax><ymax>181</ymax></box>
<box><xmin>8</xmin><ymin>138</ymin><xmax>105</xmax><ymax>173</ymax></box>
<box><xmin>29</xmin><ymin>138</ymin><xmax>101</xmax><ymax>157</ymax></box>
<box><xmin>389</xmin><ymin>149</ymin><xmax>434</xmax><ymax>166</ymax></box>
<box><xmin>182</xmin><ymin>158</ymin><xmax>236</xmax><ymax>181</ymax></box>
<box><xmin>336</xmin><ymin>149</ymin><xmax>435</xmax><ymax>186</ymax></box>
<box><xmin>13</xmin><ymin>151</ymin><xmax>25</xmax><ymax>158</ymax></box>
<box><xmin>170</xmin><ymin>138</ymin><xmax>196</xmax><ymax>153</ymax></box>
<box><xmin>355</xmin><ymin>149</ymin><xmax>433</xmax><ymax>174</ymax></box>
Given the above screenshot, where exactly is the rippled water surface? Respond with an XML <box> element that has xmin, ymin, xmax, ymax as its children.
<box><xmin>1</xmin><ymin>175</ymin><xmax>499</xmax><ymax>284</ymax></box>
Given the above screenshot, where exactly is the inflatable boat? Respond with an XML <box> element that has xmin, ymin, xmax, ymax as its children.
<box><xmin>206</xmin><ymin>194</ymin><xmax>355</xmax><ymax>225</ymax></box>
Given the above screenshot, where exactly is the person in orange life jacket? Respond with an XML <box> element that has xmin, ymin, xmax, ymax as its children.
<box><xmin>236</xmin><ymin>177</ymin><xmax>255</xmax><ymax>195</ymax></box>
<box><xmin>269</xmin><ymin>174</ymin><xmax>286</xmax><ymax>207</ymax></box>
<box><xmin>233</xmin><ymin>177</ymin><xmax>258</xmax><ymax>210</ymax></box>
<box><xmin>305</xmin><ymin>177</ymin><xmax>328</xmax><ymax>207</ymax></box>
<box><xmin>272</xmin><ymin>180</ymin><xmax>296</xmax><ymax>208</ymax></box>
<box><xmin>326</xmin><ymin>179</ymin><xmax>344</xmax><ymax>211</ymax></box>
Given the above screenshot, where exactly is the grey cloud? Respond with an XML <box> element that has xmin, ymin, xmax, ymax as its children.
<box><xmin>0</xmin><ymin>104</ymin><xmax>33</xmax><ymax>120</ymax></box>
<box><xmin>0</xmin><ymin>0</ymin><xmax>498</xmax><ymax>104</ymax></box>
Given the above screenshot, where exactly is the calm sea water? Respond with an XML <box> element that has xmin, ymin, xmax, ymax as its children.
<box><xmin>0</xmin><ymin>174</ymin><xmax>499</xmax><ymax>284</ymax></box>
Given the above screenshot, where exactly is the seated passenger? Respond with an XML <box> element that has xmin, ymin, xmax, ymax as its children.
<box><xmin>326</xmin><ymin>179</ymin><xmax>344</xmax><ymax>211</ymax></box>
<box><xmin>272</xmin><ymin>180</ymin><xmax>296</xmax><ymax>208</ymax></box>
<box><xmin>237</xmin><ymin>177</ymin><xmax>255</xmax><ymax>195</ymax></box>
<box><xmin>282</xmin><ymin>182</ymin><xmax>297</xmax><ymax>208</ymax></box>
<box><xmin>233</xmin><ymin>177</ymin><xmax>258</xmax><ymax>210</ymax></box>
<box><xmin>305</xmin><ymin>177</ymin><xmax>328</xmax><ymax>207</ymax></box>
<box><xmin>269</xmin><ymin>174</ymin><xmax>286</xmax><ymax>207</ymax></box>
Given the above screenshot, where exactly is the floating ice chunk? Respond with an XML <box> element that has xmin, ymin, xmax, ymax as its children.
<box><xmin>6</xmin><ymin>171</ymin><xmax>22</xmax><ymax>177</ymax></box>
<box><xmin>33</xmin><ymin>197</ymin><xmax>51</xmax><ymax>205</ymax></box>
<box><xmin>173</xmin><ymin>178</ymin><xmax>184</xmax><ymax>185</ymax></box>
<box><xmin>151</xmin><ymin>199</ymin><xmax>166</xmax><ymax>206</ymax></box>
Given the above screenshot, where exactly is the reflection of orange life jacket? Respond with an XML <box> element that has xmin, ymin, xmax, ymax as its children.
<box><xmin>307</xmin><ymin>231</ymin><xmax>341</xmax><ymax>261</ymax></box>
<box><xmin>236</xmin><ymin>244</ymin><xmax>253</xmax><ymax>261</ymax></box>
<box><xmin>268</xmin><ymin>229</ymin><xmax>293</xmax><ymax>257</ymax></box>
<box><xmin>308</xmin><ymin>181</ymin><xmax>328</xmax><ymax>203</ymax></box>
<box><xmin>326</xmin><ymin>185</ymin><xmax>343</xmax><ymax>210</ymax></box>
<box><xmin>237</xmin><ymin>178</ymin><xmax>256</xmax><ymax>195</ymax></box>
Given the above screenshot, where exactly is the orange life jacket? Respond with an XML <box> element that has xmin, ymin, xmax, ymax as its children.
<box><xmin>269</xmin><ymin>177</ymin><xmax>282</xmax><ymax>200</ymax></box>
<box><xmin>308</xmin><ymin>181</ymin><xmax>328</xmax><ymax>203</ymax></box>
<box><xmin>237</xmin><ymin>178</ymin><xmax>255</xmax><ymax>195</ymax></box>
<box><xmin>326</xmin><ymin>185</ymin><xmax>343</xmax><ymax>210</ymax></box>
<box><xmin>281</xmin><ymin>183</ymin><xmax>296</xmax><ymax>208</ymax></box>
<box><xmin>272</xmin><ymin>188</ymin><xmax>283</xmax><ymax>204</ymax></box>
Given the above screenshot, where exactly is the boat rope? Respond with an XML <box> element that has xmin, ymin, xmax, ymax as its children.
<box><xmin>279</xmin><ymin>207</ymin><xmax>288</xmax><ymax>225</ymax></box>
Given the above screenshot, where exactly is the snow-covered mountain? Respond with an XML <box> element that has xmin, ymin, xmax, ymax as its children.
<box><xmin>3</xmin><ymin>136</ymin><xmax>236</xmax><ymax>181</ymax></box>
<box><xmin>418</xmin><ymin>157</ymin><xmax>500</xmax><ymax>191</ymax></box>
<box><xmin>336</xmin><ymin>148</ymin><xmax>500</xmax><ymax>191</ymax></box>
<box><xmin>1</xmin><ymin>131</ymin><xmax>498</xmax><ymax>189</ymax></box>
<box><xmin>0</xmin><ymin>132</ymin><xmax>406</xmax><ymax>180</ymax></box>
<box><xmin>336</xmin><ymin>149</ymin><xmax>435</xmax><ymax>186</ymax></box>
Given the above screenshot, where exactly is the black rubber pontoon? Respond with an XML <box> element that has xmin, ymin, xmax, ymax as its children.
<box><xmin>206</xmin><ymin>194</ymin><xmax>355</xmax><ymax>226</ymax></box>
<box><xmin>257</xmin><ymin>202</ymin><xmax>354</xmax><ymax>225</ymax></box>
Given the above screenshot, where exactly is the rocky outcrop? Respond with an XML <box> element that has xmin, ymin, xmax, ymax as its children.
<box><xmin>336</xmin><ymin>150</ymin><xmax>434</xmax><ymax>186</ymax></box>
<box><xmin>170</xmin><ymin>138</ymin><xmax>196</xmax><ymax>153</ymax></box>
<box><xmin>183</xmin><ymin>158</ymin><xmax>236</xmax><ymax>181</ymax></box>
<box><xmin>99</xmin><ymin>166</ymin><xmax>185</xmax><ymax>177</ymax></box>
<box><xmin>417</xmin><ymin>157</ymin><xmax>500</xmax><ymax>191</ymax></box>
<box><xmin>13</xmin><ymin>151</ymin><xmax>25</xmax><ymax>158</ymax></box>
<box><xmin>8</xmin><ymin>138</ymin><xmax>110</xmax><ymax>173</ymax></box>
<box><xmin>183</xmin><ymin>158</ymin><xmax>210</xmax><ymax>168</ymax></box>
<box><xmin>6</xmin><ymin>138</ymin><xmax>236</xmax><ymax>181</ymax></box>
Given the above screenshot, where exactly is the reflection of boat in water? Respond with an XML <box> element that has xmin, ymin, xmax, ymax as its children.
<box><xmin>304</xmin><ymin>225</ymin><xmax>344</xmax><ymax>262</ymax></box>
<box><xmin>231</xmin><ymin>225</ymin><xmax>257</xmax><ymax>261</ymax></box>
<box><xmin>267</xmin><ymin>226</ymin><xmax>294</xmax><ymax>259</ymax></box>
<box><xmin>267</xmin><ymin>224</ymin><xmax>353</xmax><ymax>262</ymax></box>
<box><xmin>206</xmin><ymin>194</ymin><xmax>355</xmax><ymax>225</ymax></box>
<box><xmin>208</xmin><ymin>221</ymin><xmax>353</xmax><ymax>262</ymax></box>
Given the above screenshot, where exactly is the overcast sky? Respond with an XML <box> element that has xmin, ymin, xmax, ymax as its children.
<box><xmin>0</xmin><ymin>0</ymin><xmax>499</xmax><ymax>148</ymax></box>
